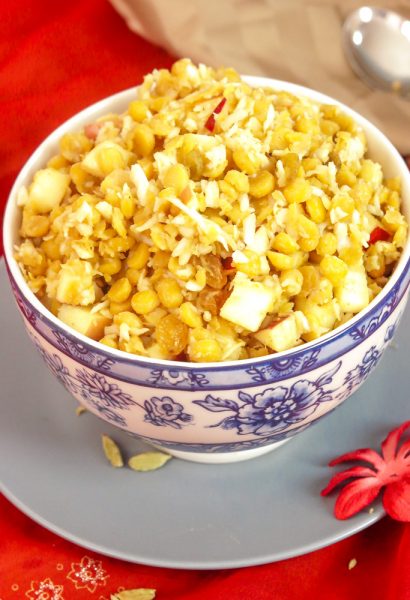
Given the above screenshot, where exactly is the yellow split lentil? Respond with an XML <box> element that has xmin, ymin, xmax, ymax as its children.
<box><xmin>15</xmin><ymin>59</ymin><xmax>407</xmax><ymax>362</ymax></box>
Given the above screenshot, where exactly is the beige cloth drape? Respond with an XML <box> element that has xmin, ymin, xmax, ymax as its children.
<box><xmin>110</xmin><ymin>0</ymin><xmax>410</xmax><ymax>153</ymax></box>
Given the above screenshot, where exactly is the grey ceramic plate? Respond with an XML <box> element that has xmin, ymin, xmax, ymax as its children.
<box><xmin>1</xmin><ymin>261</ymin><xmax>408</xmax><ymax>569</ymax></box>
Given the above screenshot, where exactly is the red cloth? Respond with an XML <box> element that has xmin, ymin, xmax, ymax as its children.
<box><xmin>1</xmin><ymin>493</ymin><xmax>410</xmax><ymax>599</ymax></box>
<box><xmin>0</xmin><ymin>1</ymin><xmax>409</xmax><ymax>598</ymax></box>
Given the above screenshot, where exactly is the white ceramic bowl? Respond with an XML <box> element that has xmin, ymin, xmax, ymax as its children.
<box><xmin>3</xmin><ymin>77</ymin><xmax>410</xmax><ymax>463</ymax></box>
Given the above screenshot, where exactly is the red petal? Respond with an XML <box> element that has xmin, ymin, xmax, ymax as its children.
<box><xmin>382</xmin><ymin>477</ymin><xmax>410</xmax><ymax>522</ymax></box>
<box><xmin>333</xmin><ymin>479</ymin><xmax>382</xmax><ymax>520</ymax></box>
<box><xmin>321</xmin><ymin>466</ymin><xmax>377</xmax><ymax>496</ymax></box>
<box><xmin>397</xmin><ymin>439</ymin><xmax>410</xmax><ymax>462</ymax></box>
<box><xmin>369</xmin><ymin>227</ymin><xmax>390</xmax><ymax>244</ymax></box>
<box><xmin>329</xmin><ymin>448</ymin><xmax>385</xmax><ymax>470</ymax></box>
<box><xmin>381</xmin><ymin>421</ymin><xmax>410</xmax><ymax>462</ymax></box>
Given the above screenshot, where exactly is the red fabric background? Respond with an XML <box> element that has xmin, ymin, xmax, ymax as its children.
<box><xmin>0</xmin><ymin>1</ymin><xmax>409</xmax><ymax>598</ymax></box>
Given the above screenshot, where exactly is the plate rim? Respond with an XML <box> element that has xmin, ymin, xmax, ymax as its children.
<box><xmin>0</xmin><ymin>482</ymin><xmax>384</xmax><ymax>570</ymax></box>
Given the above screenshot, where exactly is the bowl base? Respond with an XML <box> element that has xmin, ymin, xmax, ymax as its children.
<box><xmin>150</xmin><ymin>438</ymin><xmax>290</xmax><ymax>464</ymax></box>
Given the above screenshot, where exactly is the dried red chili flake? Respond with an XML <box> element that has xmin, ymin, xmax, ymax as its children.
<box><xmin>213</xmin><ymin>97</ymin><xmax>227</xmax><ymax>115</ymax></box>
<box><xmin>321</xmin><ymin>421</ymin><xmax>410</xmax><ymax>522</ymax></box>
<box><xmin>205</xmin><ymin>97</ymin><xmax>227</xmax><ymax>132</ymax></box>
<box><xmin>205</xmin><ymin>114</ymin><xmax>216</xmax><ymax>132</ymax></box>
<box><xmin>368</xmin><ymin>227</ymin><xmax>390</xmax><ymax>245</ymax></box>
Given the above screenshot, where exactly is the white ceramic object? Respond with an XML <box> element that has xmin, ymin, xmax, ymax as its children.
<box><xmin>343</xmin><ymin>6</ymin><xmax>410</xmax><ymax>97</ymax></box>
<box><xmin>3</xmin><ymin>78</ymin><xmax>410</xmax><ymax>463</ymax></box>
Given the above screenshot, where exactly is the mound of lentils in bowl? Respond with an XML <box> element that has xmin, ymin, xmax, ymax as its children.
<box><xmin>15</xmin><ymin>59</ymin><xmax>408</xmax><ymax>362</ymax></box>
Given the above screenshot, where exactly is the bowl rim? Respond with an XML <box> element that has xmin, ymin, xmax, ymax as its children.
<box><xmin>3</xmin><ymin>75</ymin><xmax>410</xmax><ymax>370</ymax></box>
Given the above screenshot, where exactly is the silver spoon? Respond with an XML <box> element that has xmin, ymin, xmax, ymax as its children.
<box><xmin>343</xmin><ymin>6</ymin><xmax>410</xmax><ymax>98</ymax></box>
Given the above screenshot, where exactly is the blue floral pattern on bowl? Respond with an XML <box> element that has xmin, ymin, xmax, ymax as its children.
<box><xmin>193</xmin><ymin>362</ymin><xmax>341</xmax><ymax>436</ymax></box>
<box><xmin>146</xmin><ymin>369</ymin><xmax>209</xmax><ymax>388</ymax></box>
<box><xmin>349</xmin><ymin>288</ymin><xmax>401</xmax><ymax>341</ymax></box>
<box><xmin>31</xmin><ymin>336</ymin><xmax>135</xmax><ymax>428</ymax></box>
<box><xmin>344</xmin><ymin>346</ymin><xmax>383</xmax><ymax>394</ymax></box>
<box><xmin>141</xmin><ymin>396</ymin><xmax>193</xmax><ymax>429</ymax></box>
<box><xmin>245</xmin><ymin>349</ymin><xmax>321</xmax><ymax>383</ymax></box>
<box><xmin>75</xmin><ymin>369</ymin><xmax>135</xmax><ymax>409</ymax></box>
<box><xmin>53</xmin><ymin>331</ymin><xmax>115</xmax><ymax>372</ymax></box>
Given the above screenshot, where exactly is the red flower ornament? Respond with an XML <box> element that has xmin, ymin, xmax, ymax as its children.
<box><xmin>321</xmin><ymin>421</ymin><xmax>410</xmax><ymax>521</ymax></box>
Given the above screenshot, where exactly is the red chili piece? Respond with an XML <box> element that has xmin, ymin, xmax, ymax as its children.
<box><xmin>369</xmin><ymin>227</ymin><xmax>390</xmax><ymax>245</ymax></box>
<box><xmin>205</xmin><ymin>114</ymin><xmax>216</xmax><ymax>132</ymax></box>
<box><xmin>213</xmin><ymin>97</ymin><xmax>227</xmax><ymax>114</ymax></box>
<box><xmin>205</xmin><ymin>97</ymin><xmax>227</xmax><ymax>132</ymax></box>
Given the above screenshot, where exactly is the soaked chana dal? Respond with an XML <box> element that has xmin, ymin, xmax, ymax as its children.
<box><xmin>15</xmin><ymin>59</ymin><xmax>408</xmax><ymax>362</ymax></box>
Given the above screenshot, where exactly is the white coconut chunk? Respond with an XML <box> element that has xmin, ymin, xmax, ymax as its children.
<box><xmin>183</xmin><ymin>117</ymin><xmax>198</xmax><ymax>132</ymax></box>
<box><xmin>232</xmin><ymin>250</ymin><xmax>249</xmax><ymax>263</ymax></box>
<box><xmin>119</xmin><ymin>322</ymin><xmax>131</xmax><ymax>342</ymax></box>
<box><xmin>205</xmin><ymin>144</ymin><xmax>226</xmax><ymax>172</ymax></box>
<box><xmin>167</xmin><ymin>195</ymin><xmax>233</xmax><ymax>251</ymax></box>
<box><xmin>247</xmin><ymin>226</ymin><xmax>270</xmax><ymax>254</ymax></box>
<box><xmin>130</xmin><ymin>163</ymin><xmax>149</xmax><ymax>206</ymax></box>
<box><xmin>82</xmin><ymin>141</ymin><xmax>130</xmax><ymax>178</ymax></box>
<box><xmin>239</xmin><ymin>193</ymin><xmax>250</xmax><ymax>212</ymax></box>
<box><xmin>243</xmin><ymin>213</ymin><xmax>256</xmax><ymax>247</ymax></box>
<box><xmin>334</xmin><ymin>222</ymin><xmax>349</xmax><ymax>252</ymax></box>
<box><xmin>263</xmin><ymin>104</ymin><xmax>275</xmax><ymax>132</ymax></box>
<box><xmin>220</xmin><ymin>273</ymin><xmax>280</xmax><ymax>332</ymax></box>
<box><xmin>338</xmin><ymin>136</ymin><xmax>365</xmax><ymax>164</ymax></box>
<box><xmin>255</xmin><ymin>315</ymin><xmax>299</xmax><ymax>352</ymax></box>
<box><xmin>154</xmin><ymin>150</ymin><xmax>177</xmax><ymax>181</ymax></box>
<box><xmin>130</xmin><ymin>215</ymin><xmax>158</xmax><ymax>233</ymax></box>
<box><xmin>314</xmin><ymin>139</ymin><xmax>333</xmax><ymax>163</ymax></box>
<box><xmin>121</xmin><ymin>115</ymin><xmax>134</xmax><ymax>139</ymax></box>
<box><xmin>96</xmin><ymin>201</ymin><xmax>113</xmax><ymax>221</ymax></box>
<box><xmin>58</xmin><ymin>305</ymin><xmax>110</xmax><ymax>340</ymax></box>
<box><xmin>335</xmin><ymin>264</ymin><xmax>369</xmax><ymax>313</ymax></box>
<box><xmin>28</xmin><ymin>168</ymin><xmax>70</xmax><ymax>213</ymax></box>
<box><xmin>276</xmin><ymin>160</ymin><xmax>286</xmax><ymax>187</ymax></box>
<box><xmin>330</xmin><ymin>206</ymin><xmax>348</xmax><ymax>224</ymax></box>
<box><xmin>202</xmin><ymin>180</ymin><xmax>219</xmax><ymax>207</ymax></box>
